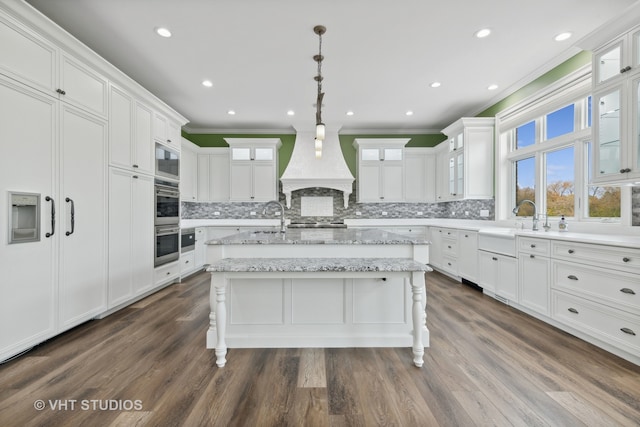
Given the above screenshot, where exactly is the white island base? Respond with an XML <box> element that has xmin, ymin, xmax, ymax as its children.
<box><xmin>206</xmin><ymin>257</ymin><xmax>430</xmax><ymax>368</ymax></box>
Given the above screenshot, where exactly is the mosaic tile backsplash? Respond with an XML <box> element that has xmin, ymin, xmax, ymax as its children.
<box><xmin>181</xmin><ymin>186</ymin><xmax>496</xmax><ymax>222</ymax></box>
<box><xmin>633</xmin><ymin>187</ymin><xmax>640</xmax><ymax>226</ymax></box>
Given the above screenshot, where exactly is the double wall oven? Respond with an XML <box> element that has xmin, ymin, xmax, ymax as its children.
<box><xmin>154</xmin><ymin>178</ymin><xmax>180</xmax><ymax>266</ymax></box>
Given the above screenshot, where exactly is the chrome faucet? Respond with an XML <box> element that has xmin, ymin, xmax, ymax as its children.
<box><xmin>512</xmin><ymin>199</ymin><xmax>539</xmax><ymax>231</ymax></box>
<box><xmin>262</xmin><ymin>200</ymin><xmax>286</xmax><ymax>233</ymax></box>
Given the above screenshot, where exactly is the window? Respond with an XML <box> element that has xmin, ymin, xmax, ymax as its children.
<box><xmin>501</xmin><ymin>93</ymin><xmax>621</xmax><ymax>223</ymax></box>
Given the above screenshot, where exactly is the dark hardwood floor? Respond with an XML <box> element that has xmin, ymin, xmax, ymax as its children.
<box><xmin>1</xmin><ymin>270</ymin><xmax>639</xmax><ymax>426</ymax></box>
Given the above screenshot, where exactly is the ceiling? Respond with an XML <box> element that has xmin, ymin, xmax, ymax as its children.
<box><xmin>24</xmin><ymin>0</ymin><xmax>639</xmax><ymax>134</ymax></box>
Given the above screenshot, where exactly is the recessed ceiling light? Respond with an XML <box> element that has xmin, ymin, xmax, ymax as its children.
<box><xmin>487</xmin><ymin>84</ymin><xmax>499</xmax><ymax>91</ymax></box>
<box><xmin>155</xmin><ymin>27</ymin><xmax>172</xmax><ymax>38</ymax></box>
<box><xmin>405</xmin><ymin>111</ymin><xmax>414</xmax><ymax>116</ymax></box>
<box><xmin>430</xmin><ymin>82</ymin><xmax>441</xmax><ymax>88</ymax></box>
<box><xmin>554</xmin><ymin>32</ymin><xmax>572</xmax><ymax>42</ymax></box>
<box><xmin>287</xmin><ymin>110</ymin><xmax>295</xmax><ymax>116</ymax></box>
<box><xmin>475</xmin><ymin>28</ymin><xmax>491</xmax><ymax>38</ymax></box>
<box><xmin>346</xmin><ymin>111</ymin><xmax>354</xmax><ymax>116</ymax></box>
<box><xmin>202</xmin><ymin>80</ymin><xmax>213</xmax><ymax>88</ymax></box>
<box><xmin>227</xmin><ymin>110</ymin><xmax>236</xmax><ymax>115</ymax></box>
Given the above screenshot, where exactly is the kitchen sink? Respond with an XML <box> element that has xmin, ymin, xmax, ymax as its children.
<box><xmin>478</xmin><ymin>228</ymin><xmax>516</xmax><ymax>257</ymax></box>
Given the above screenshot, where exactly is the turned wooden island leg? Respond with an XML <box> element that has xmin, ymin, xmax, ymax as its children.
<box><xmin>208</xmin><ymin>273</ymin><xmax>228</xmax><ymax>368</ymax></box>
<box><xmin>410</xmin><ymin>271</ymin><xmax>426</xmax><ymax>367</ymax></box>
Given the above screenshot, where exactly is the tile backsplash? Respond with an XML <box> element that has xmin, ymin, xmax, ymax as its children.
<box><xmin>633</xmin><ymin>187</ymin><xmax>640</xmax><ymax>226</ymax></box>
<box><xmin>181</xmin><ymin>187</ymin><xmax>495</xmax><ymax>222</ymax></box>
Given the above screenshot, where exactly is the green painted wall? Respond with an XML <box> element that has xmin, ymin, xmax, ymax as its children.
<box><xmin>182</xmin><ymin>132</ymin><xmax>445</xmax><ymax>177</ymax></box>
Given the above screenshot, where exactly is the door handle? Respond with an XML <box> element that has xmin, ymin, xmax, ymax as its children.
<box><xmin>65</xmin><ymin>197</ymin><xmax>75</xmax><ymax>236</ymax></box>
<box><xmin>45</xmin><ymin>196</ymin><xmax>55</xmax><ymax>237</ymax></box>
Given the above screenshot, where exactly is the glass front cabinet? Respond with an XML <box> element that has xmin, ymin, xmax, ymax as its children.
<box><xmin>592</xmin><ymin>25</ymin><xmax>640</xmax><ymax>184</ymax></box>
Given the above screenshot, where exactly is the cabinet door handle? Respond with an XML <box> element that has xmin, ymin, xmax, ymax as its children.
<box><xmin>620</xmin><ymin>327</ymin><xmax>636</xmax><ymax>336</ymax></box>
<box><xmin>132</xmin><ymin>164</ymin><xmax>139</xmax><ymax>168</ymax></box>
<box><xmin>620</xmin><ymin>168</ymin><xmax>627</xmax><ymax>174</ymax></box>
<box><xmin>568</xmin><ymin>307</ymin><xmax>579</xmax><ymax>314</ymax></box>
<box><xmin>65</xmin><ymin>197</ymin><xmax>75</xmax><ymax>236</ymax></box>
<box><xmin>568</xmin><ymin>249</ymin><xmax>574</xmax><ymax>254</ymax></box>
<box><xmin>623</xmin><ymin>257</ymin><xmax>631</xmax><ymax>263</ymax></box>
<box><xmin>530</xmin><ymin>244</ymin><xmax>536</xmax><ymax>248</ymax></box>
<box><xmin>56</xmin><ymin>88</ymin><xmax>66</xmax><ymax>95</ymax></box>
<box><xmin>567</xmin><ymin>275</ymin><xmax>578</xmax><ymax>280</ymax></box>
<box><xmin>530</xmin><ymin>254</ymin><xmax>535</xmax><ymax>258</ymax></box>
<box><xmin>492</xmin><ymin>257</ymin><xmax>498</xmax><ymax>261</ymax></box>
<box><xmin>620</xmin><ymin>288</ymin><xmax>636</xmax><ymax>295</ymax></box>
<box><xmin>45</xmin><ymin>196</ymin><xmax>55</xmax><ymax>237</ymax></box>
<box><xmin>620</xmin><ymin>65</ymin><xmax>632</xmax><ymax>73</ymax></box>
<box><xmin>447</xmin><ymin>245</ymin><xmax>452</xmax><ymax>249</ymax></box>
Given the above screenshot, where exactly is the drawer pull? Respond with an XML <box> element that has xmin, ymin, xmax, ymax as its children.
<box><xmin>620</xmin><ymin>288</ymin><xmax>636</xmax><ymax>295</ymax></box>
<box><xmin>620</xmin><ymin>327</ymin><xmax>636</xmax><ymax>336</ymax></box>
<box><xmin>568</xmin><ymin>308</ymin><xmax>579</xmax><ymax>314</ymax></box>
<box><xmin>568</xmin><ymin>249</ymin><xmax>575</xmax><ymax>254</ymax></box>
<box><xmin>530</xmin><ymin>254</ymin><xmax>535</xmax><ymax>258</ymax></box>
<box><xmin>623</xmin><ymin>257</ymin><xmax>631</xmax><ymax>263</ymax></box>
<box><xmin>567</xmin><ymin>275</ymin><xmax>578</xmax><ymax>281</ymax></box>
<box><xmin>448</xmin><ymin>245</ymin><xmax>452</xmax><ymax>249</ymax></box>
<box><xmin>530</xmin><ymin>244</ymin><xmax>536</xmax><ymax>248</ymax></box>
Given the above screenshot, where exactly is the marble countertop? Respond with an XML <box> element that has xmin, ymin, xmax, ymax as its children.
<box><xmin>206</xmin><ymin>227</ymin><xmax>428</xmax><ymax>245</ymax></box>
<box><xmin>207</xmin><ymin>257</ymin><xmax>432</xmax><ymax>273</ymax></box>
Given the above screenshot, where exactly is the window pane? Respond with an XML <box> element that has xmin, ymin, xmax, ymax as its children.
<box><xmin>546</xmin><ymin>147</ymin><xmax>574</xmax><ymax>217</ymax></box>
<box><xmin>515</xmin><ymin>157</ymin><xmax>535</xmax><ymax>216</ymax></box>
<box><xmin>546</xmin><ymin>104</ymin><xmax>574</xmax><ymax>140</ymax></box>
<box><xmin>586</xmin><ymin>142</ymin><xmax>621</xmax><ymax>218</ymax></box>
<box><xmin>383</xmin><ymin>148</ymin><xmax>402</xmax><ymax>161</ymax></box>
<box><xmin>254</xmin><ymin>148</ymin><xmax>273</xmax><ymax>160</ymax></box>
<box><xmin>515</xmin><ymin>121</ymin><xmax>535</xmax><ymax>149</ymax></box>
<box><xmin>587</xmin><ymin>96</ymin><xmax>592</xmax><ymax>128</ymax></box>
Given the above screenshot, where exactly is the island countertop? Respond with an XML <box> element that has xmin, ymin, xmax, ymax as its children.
<box><xmin>205</xmin><ymin>227</ymin><xmax>429</xmax><ymax>245</ymax></box>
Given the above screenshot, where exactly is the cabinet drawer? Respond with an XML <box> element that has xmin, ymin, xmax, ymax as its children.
<box><xmin>442</xmin><ymin>238</ymin><xmax>458</xmax><ymax>256</ymax></box>
<box><xmin>551</xmin><ymin>241</ymin><xmax>640</xmax><ymax>273</ymax></box>
<box><xmin>518</xmin><ymin>237</ymin><xmax>550</xmax><ymax>256</ymax></box>
<box><xmin>552</xmin><ymin>290</ymin><xmax>640</xmax><ymax>354</ymax></box>
<box><xmin>441</xmin><ymin>255</ymin><xmax>458</xmax><ymax>275</ymax></box>
<box><xmin>155</xmin><ymin>261</ymin><xmax>180</xmax><ymax>285</ymax></box>
<box><xmin>180</xmin><ymin>251</ymin><xmax>196</xmax><ymax>274</ymax></box>
<box><xmin>441</xmin><ymin>228</ymin><xmax>458</xmax><ymax>241</ymax></box>
<box><xmin>552</xmin><ymin>260</ymin><xmax>639</xmax><ymax>315</ymax></box>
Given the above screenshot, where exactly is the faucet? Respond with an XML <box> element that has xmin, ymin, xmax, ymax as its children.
<box><xmin>512</xmin><ymin>199</ymin><xmax>538</xmax><ymax>231</ymax></box>
<box><xmin>262</xmin><ymin>200</ymin><xmax>286</xmax><ymax>233</ymax></box>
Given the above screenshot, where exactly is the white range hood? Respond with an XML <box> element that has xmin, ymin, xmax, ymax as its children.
<box><xmin>280</xmin><ymin>127</ymin><xmax>355</xmax><ymax>208</ymax></box>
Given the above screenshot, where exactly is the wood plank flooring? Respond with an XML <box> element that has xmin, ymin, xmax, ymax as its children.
<box><xmin>1</xmin><ymin>270</ymin><xmax>639</xmax><ymax>426</ymax></box>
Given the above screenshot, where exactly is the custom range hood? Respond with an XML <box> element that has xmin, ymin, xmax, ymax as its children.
<box><xmin>280</xmin><ymin>127</ymin><xmax>355</xmax><ymax>209</ymax></box>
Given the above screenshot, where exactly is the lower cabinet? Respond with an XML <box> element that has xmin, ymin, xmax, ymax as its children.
<box><xmin>194</xmin><ymin>227</ymin><xmax>206</xmax><ymax>269</ymax></box>
<box><xmin>517</xmin><ymin>237</ymin><xmax>550</xmax><ymax>316</ymax></box>
<box><xmin>478</xmin><ymin>250</ymin><xmax>517</xmax><ymax>302</ymax></box>
<box><xmin>458</xmin><ymin>230</ymin><xmax>478</xmax><ymax>282</ymax></box>
<box><xmin>108</xmin><ymin>168</ymin><xmax>154</xmax><ymax>307</ymax></box>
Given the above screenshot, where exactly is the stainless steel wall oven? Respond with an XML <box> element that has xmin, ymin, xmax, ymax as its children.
<box><xmin>154</xmin><ymin>179</ymin><xmax>179</xmax><ymax>225</ymax></box>
<box><xmin>155</xmin><ymin>224</ymin><xmax>180</xmax><ymax>266</ymax></box>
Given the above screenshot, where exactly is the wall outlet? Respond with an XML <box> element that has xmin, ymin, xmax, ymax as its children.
<box><xmin>250</xmin><ymin>211</ymin><xmax>256</xmax><ymax>216</ymax></box>
<box><xmin>355</xmin><ymin>211</ymin><xmax>362</xmax><ymax>216</ymax></box>
<box><xmin>465</xmin><ymin>211</ymin><xmax>469</xmax><ymax>216</ymax></box>
<box><xmin>451</xmin><ymin>211</ymin><xmax>455</xmax><ymax>216</ymax></box>
<box><xmin>417</xmin><ymin>211</ymin><xmax>423</xmax><ymax>215</ymax></box>
<box><xmin>213</xmin><ymin>211</ymin><xmax>220</xmax><ymax>216</ymax></box>
<box><xmin>382</xmin><ymin>211</ymin><xmax>388</xmax><ymax>216</ymax></box>
<box><xmin>480</xmin><ymin>209</ymin><xmax>489</xmax><ymax>217</ymax></box>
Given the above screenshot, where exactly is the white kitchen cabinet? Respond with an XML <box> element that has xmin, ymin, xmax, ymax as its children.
<box><xmin>592</xmin><ymin>24</ymin><xmax>640</xmax><ymax>184</ymax></box>
<box><xmin>153</xmin><ymin>112</ymin><xmax>181</xmax><ymax>151</ymax></box>
<box><xmin>440</xmin><ymin>229</ymin><xmax>459</xmax><ymax>277</ymax></box>
<box><xmin>180</xmin><ymin>251</ymin><xmax>196</xmax><ymax>276</ymax></box>
<box><xmin>427</xmin><ymin>227</ymin><xmax>443</xmax><ymax>269</ymax></box>
<box><xmin>109</xmin><ymin>86</ymin><xmax>155</xmax><ymax>175</ymax></box>
<box><xmin>108</xmin><ymin>169</ymin><xmax>154</xmax><ymax>308</ymax></box>
<box><xmin>479</xmin><ymin>251</ymin><xmax>517</xmax><ymax>302</ymax></box>
<box><xmin>458</xmin><ymin>230</ymin><xmax>478</xmax><ymax>283</ymax></box>
<box><xmin>353</xmin><ymin>139</ymin><xmax>409</xmax><ymax>202</ymax></box>
<box><xmin>198</xmin><ymin>149</ymin><xmax>230</xmax><ymax>202</ymax></box>
<box><xmin>518</xmin><ymin>237</ymin><xmax>550</xmax><ymax>316</ymax></box>
<box><xmin>59</xmin><ymin>52</ymin><xmax>108</xmax><ymax>118</ymax></box>
<box><xmin>57</xmin><ymin>104</ymin><xmax>108</xmax><ymax>330</ymax></box>
<box><xmin>404</xmin><ymin>148</ymin><xmax>436</xmax><ymax>202</ymax></box>
<box><xmin>435</xmin><ymin>145</ymin><xmax>449</xmax><ymax>202</ymax></box>
<box><xmin>194</xmin><ymin>227</ymin><xmax>207</xmax><ymax>269</ymax></box>
<box><xmin>439</xmin><ymin>117</ymin><xmax>494</xmax><ymax>201</ymax></box>
<box><xmin>225</xmin><ymin>138</ymin><xmax>281</xmax><ymax>202</ymax></box>
<box><xmin>180</xmin><ymin>138</ymin><xmax>198</xmax><ymax>201</ymax></box>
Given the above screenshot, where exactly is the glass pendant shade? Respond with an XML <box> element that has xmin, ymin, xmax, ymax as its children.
<box><xmin>315</xmin><ymin>123</ymin><xmax>325</xmax><ymax>141</ymax></box>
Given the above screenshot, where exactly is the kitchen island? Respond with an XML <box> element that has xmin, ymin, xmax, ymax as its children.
<box><xmin>205</xmin><ymin>228</ymin><xmax>431</xmax><ymax>367</ymax></box>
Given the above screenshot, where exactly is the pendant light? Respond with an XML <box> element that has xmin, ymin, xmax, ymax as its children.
<box><xmin>313</xmin><ymin>25</ymin><xmax>326</xmax><ymax>157</ymax></box>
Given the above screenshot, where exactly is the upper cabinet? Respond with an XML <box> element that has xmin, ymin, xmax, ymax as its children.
<box><xmin>438</xmin><ymin>117</ymin><xmax>495</xmax><ymax>201</ymax></box>
<box><xmin>225</xmin><ymin>138</ymin><xmax>281</xmax><ymax>202</ymax></box>
<box><xmin>592</xmin><ymin>25</ymin><xmax>640</xmax><ymax>184</ymax></box>
<box><xmin>154</xmin><ymin>112</ymin><xmax>181</xmax><ymax>151</ymax></box>
<box><xmin>404</xmin><ymin>148</ymin><xmax>436</xmax><ymax>203</ymax></box>
<box><xmin>353</xmin><ymin>138</ymin><xmax>409</xmax><ymax>202</ymax></box>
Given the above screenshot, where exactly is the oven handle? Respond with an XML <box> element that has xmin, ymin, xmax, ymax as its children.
<box><xmin>156</xmin><ymin>227</ymin><xmax>180</xmax><ymax>236</ymax></box>
<box><xmin>156</xmin><ymin>189</ymin><xmax>180</xmax><ymax>198</ymax></box>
